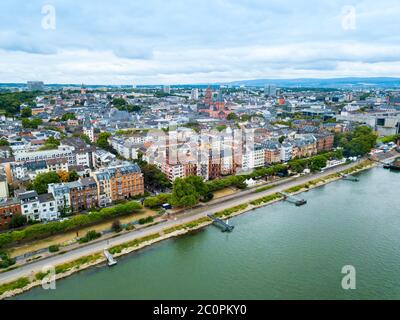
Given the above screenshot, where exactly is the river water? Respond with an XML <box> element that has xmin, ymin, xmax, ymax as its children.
<box><xmin>15</xmin><ymin>167</ymin><xmax>400</xmax><ymax>300</ymax></box>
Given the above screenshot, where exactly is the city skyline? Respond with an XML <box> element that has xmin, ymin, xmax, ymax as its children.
<box><xmin>1</xmin><ymin>0</ymin><xmax>400</xmax><ymax>85</ymax></box>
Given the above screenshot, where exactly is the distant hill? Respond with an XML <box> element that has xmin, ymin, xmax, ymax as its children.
<box><xmin>222</xmin><ymin>77</ymin><xmax>400</xmax><ymax>89</ymax></box>
<box><xmin>2</xmin><ymin>77</ymin><xmax>400</xmax><ymax>89</ymax></box>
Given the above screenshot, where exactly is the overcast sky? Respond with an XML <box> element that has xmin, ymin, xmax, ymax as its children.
<box><xmin>1</xmin><ymin>0</ymin><xmax>400</xmax><ymax>85</ymax></box>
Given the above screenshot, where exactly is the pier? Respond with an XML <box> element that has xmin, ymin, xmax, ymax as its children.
<box><xmin>340</xmin><ymin>173</ymin><xmax>359</xmax><ymax>182</ymax></box>
<box><xmin>207</xmin><ymin>215</ymin><xmax>235</xmax><ymax>232</ymax></box>
<box><xmin>104</xmin><ymin>249</ymin><xmax>117</xmax><ymax>267</ymax></box>
<box><xmin>278</xmin><ymin>192</ymin><xmax>307</xmax><ymax>206</ymax></box>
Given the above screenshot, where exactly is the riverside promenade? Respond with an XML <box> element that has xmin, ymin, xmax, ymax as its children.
<box><xmin>0</xmin><ymin>157</ymin><xmax>392</xmax><ymax>286</ymax></box>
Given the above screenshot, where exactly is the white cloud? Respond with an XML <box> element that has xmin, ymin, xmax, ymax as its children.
<box><xmin>0</xmin><ymin>0</ymin><xmax>400</xmax><ymax>84</ymax></box>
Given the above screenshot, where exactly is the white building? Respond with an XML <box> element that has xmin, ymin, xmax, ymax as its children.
<box><xmin>94</xmin><ymin>149</ymin><xmax>117</xmax><ymax>169</ymax></box>
<box><xmin>48</xmin><ymin>183</ymin><xmax>72</xmax><ymax>214</ymax></box>
<box><xmin>14</xmin><ymin>145</ymin><xmax>75</xmax><ymax>165</ymax></box>
<box><xmin>83</xmin><ymin>126</ymin><xmax>95</xmax><ymax>143</ymax></box>
<box><xmin>281</xmin><ymin>142</ymin><xmax>293</xmax><ymax>162</ymax></box>
<box><xmin>241</xmin><ymin>144</ymin><xmax>265</xmax><ymax>171</ymax></box>
<box><xmin>110</xmin><ymin>137</ymin><xmax>139</xmax><ymax>160</ymax></box>
<box><xmin>191</xmin><ymin>88</ymin><xmax>199</xmax><ymax>100</ymax></box>
<box><xmin>38</xmin><ymin>193</ymin><xmax>59</xmax><ymax>221</ymax></box>
<box><xmin>17</xmin><ymin>190</ymin><xmax>59</xmax><ymax>222</ymax></box>
<box><xmin>0</xmin><ymin>174</ymin><xmax>9</xmax><ymax>199</ymax></box>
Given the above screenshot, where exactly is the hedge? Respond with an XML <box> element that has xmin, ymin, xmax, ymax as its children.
<box><xmin>250</xmin><ymin>193</ymin><xmax>283</xmax><ymax>206</ymax></box>
<box><xmin>212</xmin><ymin>203</ymin><xmax>249</xmax><ymax>218</ymax></box>
<box><xmin>0</xmin><ymin>277</ymin><xmax>30</xmax><ymax>296</ymax></box>
<box><xmin>163</xmin><ymin>217</ymin><xmax>212</xmax><ymax>235</ymax></box>
<box><xmin>138</xmin><ymin>216</ymin><xmax>154</xmax><ymax>225</ymax></box>
<box><xmin>254</xmin><ymin>185</ymin><xmax>274</xmax><ymax>193</ymax></box>
<box><xmin>55</xmin><ymin>253</ymin><xmax>102</xmax><ymax>274</ymax></box>
<box><xmin>109</xmin><ymin>233</ymin><xmax>160</xmax><ymax>255</ymax></box>
<box><xmin>0</xmin><ymin>201</ymin><xmax>142</xmax><ymax>248</ymax></box>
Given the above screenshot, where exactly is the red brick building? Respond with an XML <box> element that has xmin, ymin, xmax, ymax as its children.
<box><xmin>0</xmin><ymin>199</ymin><xmax>22</xmax><ymax>230</ymax></box>
<box><xmin>315</xmin><ymin>134</ymin><xmax>334</xmax><ymax>152</ymax></box>
<box><xmin>69</xmin><ymin>177</ymin><xmax>98</xmax><ymax>212</ymax></box>
<box><xmin>198</xmin><ymin>87</ymin><xmax>231</xmax><ymax>119</ymax></box>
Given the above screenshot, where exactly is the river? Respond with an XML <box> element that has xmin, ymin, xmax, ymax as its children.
<box><xmin>15</xmin><ymin>167</ymin><xmax>400</xmax><ymax>300</ymax></box>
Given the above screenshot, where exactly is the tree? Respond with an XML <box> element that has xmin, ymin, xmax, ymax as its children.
<box><xmin>68</xmin><ymin>170</ymin><xmax>80</xmax><ymax>182</ymax></box>
<box><xmin>170</xmin><ymin>176</ymin><xmax>209</xmax><ymax>208</ymax></box>
<box><xmin>309</xmin><ymin>155</ymin><xmax>327</xmax><ymax>172</ymax></box>
<box><xmin>0</xmin><ymin>91</ymin><xmax>38</xmax><ymax>116</ymax></box>
<box><xmin>61</xmin><ymin>113</ymin><xmax>76</xmax><ymax>121</ymax></box>
<box><xmin>335</xmin><ymin>126</ymin><xmax>377</xmax><ymax>157</ymax></box>
<box><xmin>57</xmin><ymin>170</ymin><xmax>70</xmax><ymax>182</ymax></box>
<box><xmin>216</xmin><ymin>125</ymin><xmax>227</xmax><ymax>132</ymax></box>
<box><xmin>240</xmin><ymin>114</ymin><xmax>252</xmax><ymax>122</ymax></box>
<box><xmin>22</xmin><ymin>118</ymin><xmax>42</xmax><ymax>129</ymax></box>
<box><xmin>112</xmin><ymin>98</ymin><xmax>141</xmax><ymax>113</ymax></box>
<box><xmin>143</xmin><ymin>193</ymin><xmax>171</xmax><ymax>209</ymax></box>
<box><xmin>0</xmin><ymin>140</ymin><xmax>9</xmax><ymax>146</ymax></box>
<box><xmin>73</xmin><ymin>133</ymin><xmax>92</xmax><ymax>145</ymax></box>
<box><xmin>139</xmin><ymin>163</ymin><xmax>171</xmax><ymax>191</ymax></box>
<box><xmin>278</xmin><ymin>136</ymin><xmax>285</xmax><ymax>144</ymax></box>
<box><xmin>96</xmin><ymin>132</ymin><xmax>112</xmax><ymax>150</ymax></box>
<box><xmin>112</xmin><ymin>98</ymin><xmax>127</xmax><ymax>108</ymax></box>
<box><xmin>31</xmin><ymin>172</ymin><xmax>61</xmax><ymax>194</ymax></box>
<box><xmin>111</xmin><ymin>220</ymin><xmax>122</xmax><ymax>233</ymax></box>
<box><xmin>39</xmin><ymin>136</ymin><xmax>60</xmax><ymax>150</ymax></box>
<box><xmin>227</xmin><ymin>112</ymin><xmax>239</xmax><ymax>121</ymax></box>
<box><xmin>20</xmin><ymin>107</ymin><xmax>32</xmax><ymax>118</ymax></box>
<box><xmin>8</xmin><ymin>215</ymin><xmax>27</xmax><ymax>229</ymax></box>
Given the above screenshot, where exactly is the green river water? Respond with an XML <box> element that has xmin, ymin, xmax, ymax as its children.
<box><xmin>15</xmin><ymin>167</ymin><xmax>400</xmax><ymax>300</ymax></box>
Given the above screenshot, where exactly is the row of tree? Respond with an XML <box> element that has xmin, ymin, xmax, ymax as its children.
<box><xmin>0</xmin><ymin>91</ymin><xmax>38</xmax><ymax>116</ymax></box>
<box><xmin>334</xmin><ymin>126</ymin><xmax>377</xmax><ymax>157</ymax></box>
<box><xmin>112</xmin><ymin>98</ymin><xmax>141</xmax><ymax>113</ymax></box>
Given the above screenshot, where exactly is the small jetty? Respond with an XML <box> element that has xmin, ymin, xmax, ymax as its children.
<box><xmin>279</xmin><ymin>192</ymin><xmax>307</xmax><ymax>206</ymax></box>
<box><xmin>383</xmin><ymin>159</ymin><xmax>400</xmax><ymax>171</ymax></box>
<box><xmin>340</xmin><ymin>173</ymin><xmax>359</xmax><ymax>182</ymax></box>
<box><xmin>207</xmin><ymin>215</ymin><xmax>234</xmax><ymax>232</ymax></box>
<box><xmin>104</xmin><ymin>249</ymin><xmax>117</xmax><ymax>267</ymax></box>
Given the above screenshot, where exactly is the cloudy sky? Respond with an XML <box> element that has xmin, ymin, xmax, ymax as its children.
<box><xmin>1</xmin><ymin>0</ymin><xmax>400</xmax><ymax>85</ymax></box>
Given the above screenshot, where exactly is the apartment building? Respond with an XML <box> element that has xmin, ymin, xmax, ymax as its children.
<box><xmin>0</xmin><ymin>198</ymin><xmax>21</xmax><ymax>230</ymax></box>
<box><xmin>4</xmin><ymin>158</ymin><xmax>68</xmax><ymax>183</ymax></box>
<box><xmin>110</xmin><ymin>137</ymin><xmax>139</xmax><ymax>160</ymax></box>
<box><xmin>263</xmin><ymin>141</ymin><xmax>282</xmax><ymax>164</ymax></box>
<box><xmin>315</xmin><ymin>133</ymin><xmax>334</xmax><ymax>152</ymax></box>
<box><xmin>281</xmin><ymin>142</ymin><xmax>293</xmax><ymax>162</ymax></box>
<box><xmin>48</xmin><ymin>177</ymin><xmax>98</xmax><ymax>214</ymax></box>
<box><xmin>48</xmin><ymin>182</ymin><xmax>71</xmax><ymax>214</ymax></box>
<box><xmin>92</xmin><ymin>163</ymin><xmax>144</xmax><ymax>206</ymax></box>
<box><xmin>17</xmin><ymin>190</ymin><xmax>59</xmax><ymax>222</ymax></box>
<box><xmin>68</xmin><ymin>177</ymin><xmax>98</xmax><ymax>212</ymax></box>
<box><xmin>241</xmin><ymin>143</ymin><xmax>265</xmax><ymax>170</ymax></box>
<box><xmin>14</xmin><ymin>145</ymin><xmax>75</xmax><ymax>165</ymax></box>
<box><xmin>0</xmin><ymin>174</ymin><xmax>9</xmax><ymax>199</ymax></box>
<box><xmin>292</xmin><ymin>135</ymin><xmax>318</xmax><ymax>158</ymax></box>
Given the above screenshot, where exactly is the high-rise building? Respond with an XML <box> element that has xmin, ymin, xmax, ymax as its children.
<box><xmin>163</xmin><ymin>85</ymin><xmax>171</xmax><ymax>94</ymax></box>
<box><xmin>27</xmin><ymin>81</ymin><xmax>44</xmax><ymax>91</ymax></box>
<box><xmin>191</xmin><ymin>88</ymin><xmax>199</xmax><ymax>100</ymax></box>
<box><xmin>264</xmin><ymin>85</ymin><xmax>277</xmax><ymax>97</ymax></box>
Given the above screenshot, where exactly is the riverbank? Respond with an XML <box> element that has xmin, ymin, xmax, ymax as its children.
<box><xmin>0</xmin><ymin>159</ymin><xmax>378</xmax><ymax>299</ymax></box>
